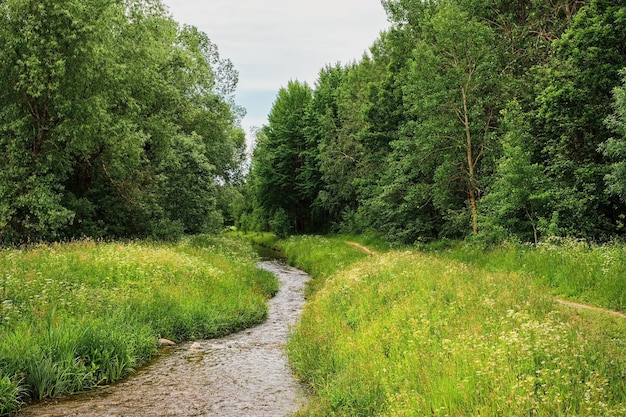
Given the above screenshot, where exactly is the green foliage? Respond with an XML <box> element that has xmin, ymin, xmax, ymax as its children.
<box><xmin>0</xmin><ymin>236</ymin><xmax>277</xmax><ymax>413</ymax></box>
<box><xmin>532</xmin><ymin>0</ymin><xmax>626</xmax><ymax>239</ymax></box>
<box><xmin>0</xmin><ymin>0</ymin><xmax>244</xmax><ymax>244</ymax></box>
<box><xmin>270</xmin><ymin>208</ymin><xmax>292</xmax><ymax>239</ymax></box>
<box><xmin>241</xmin><ymin>0</ymin><xmax>626</xmax><ymax>244</ymax></box>
<box><xmin>603</xmin><ymin>70</ymin><xmax>626</xmax><ymax>205</ymax></box>
<box><xmin>482</xmin><ymin>100</ymin><xmax>552</xmax><ymax>243</ymax></box>
<box><xmin>0</xmin><ymin>375</ymin><xmax>21</xmax><ymax>416</ymax></box>
<box><xmin>244</xmin><ymin>81</ymin><xmax>315</xmax><ymax>235</ymax></box>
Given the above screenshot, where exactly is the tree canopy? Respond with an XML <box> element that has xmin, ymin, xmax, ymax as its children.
<box><xmin>243</xmin><ymin>0</ymin><xmax>626</xmax><ymax>244</ymax></box>
<box><xmin>0</xmin><ymin>0</ymin><xmax>245</xmax><ymax>244</ymax></box>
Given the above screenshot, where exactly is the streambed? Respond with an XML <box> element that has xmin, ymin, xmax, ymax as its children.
<box><xmin>19</xmin><ymin>261</ymin><xmax>309</xmax><ymax>417</ymax></box>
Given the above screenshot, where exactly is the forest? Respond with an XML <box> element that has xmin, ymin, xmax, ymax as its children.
<box><xmin>243</xmin><ymin>0</ymin><xmax>626</xmax><ymax>245</ymax></box>
<box><xmin>2</xmin><ymin>0</ymin><xmax>626</xmax><ymax>247</ymax></box>
<box><xmin>2</xmin><ymin>1</ymin><xmax>626</xmax><ymax>415</ymax></box>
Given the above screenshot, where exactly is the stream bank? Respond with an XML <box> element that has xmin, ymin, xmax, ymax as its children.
<box><xmin>19</xmin><ymin>260</ymin><xmax>308</xmax><ymax>417</ymax></box>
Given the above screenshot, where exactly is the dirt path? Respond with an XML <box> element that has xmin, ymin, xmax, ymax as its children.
<box><xmin>556</xmin><ymin>298</ymin><xmax>626</xmax><ymax>319</ymax></box>
<box><xmin>19</xmin><ymin>261</ymin><xmax>309</xmax><ymax>417</ymax></box>
<box><xmin>345</xmin><ymin>241</ymin><xmax>378</xmax><ymax>255</ymax></box>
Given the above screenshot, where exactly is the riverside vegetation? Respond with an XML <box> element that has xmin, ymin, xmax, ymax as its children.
<box><xmin>281</xmin><ymin>235</ymin><xmax>626</xmax><ymax>416</ymax></box>
<box><xmin>0</xmin><ymin>235</ymin><xmax>278</xmax><ymax>416</ymax></box>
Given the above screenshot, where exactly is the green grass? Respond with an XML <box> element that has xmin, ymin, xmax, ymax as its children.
<box><xmin>278</xmin><ymin>235</ymin><xmax>375</xmax><ymax>297</ymax></box>
<box><xmin>226</xmin><ymin>231</ymin><xmax>285</xmax><ymax>259</ymax></box>
<box><xmin>0</xmin><ymin>235</ymin><xmax>277</xmax><ymax>415</ymax></box>
<box><xmin>430</xmin><ymin>239</ymin><xmax>626</xmax><ymax>312</ymax></box>
<box><xmin>284</xmin><ymin>236</ymin><xmax>626</xmax><ymax>416</ymax></box>
<box><xmin>334</xmin><ymin>232</ymin><xmax>391</xmax><ymax>253</ymax></box>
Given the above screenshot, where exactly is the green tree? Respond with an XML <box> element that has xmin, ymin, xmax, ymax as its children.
<box><xmin>303</xmin><ymin>64</ymin><xmax>348</xmax><ymax>230</ymax></box>
<box><xmin>602</xmin><ymin>70</ymin><xmax>626</xmax><ymax>206</ymax></box>
<box><xmin>400</xmin><ymin>3</ymin><xmax>501</xmax><ymax>236</ymax></box>
<box><xmin>482</xmin><ymin>101</ymin><xmax>551</xmax><ymax>244</ymax></box>
<box><xmin>315</xmin><ymin>58</ymin><xmax>385</xmax><ymax>231</ymax></box>
<box><xmin>0</xmin><ymin>0</ymin><xmax>128</xmax><ymax>242</ymax></box>
<box><xmin>533</xmin><ymin>0</ymin><xmax>626</xmax><ymax>239</ymax></box>
<box><xmin>250</xmin><ymin>81</ymin><xmax>314</xmax><ymax>234</ymax></box>
<box><xmin>0</xmin><ymin>0</ymin><xmax>243</xmax><ymax>244</ymax></box>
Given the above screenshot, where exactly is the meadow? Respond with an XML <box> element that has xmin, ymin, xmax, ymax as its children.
<box><xmin>282</xmin><ymin>235</ymin><xmax>626</xmax><ymax>416</ymax></box>
<box><xmin>0</xmin><ymin>235</ymin><xmax>278</xmax><ymax>416</ymax></box>
<box><xmin>429</xmin><ymin>239</ymin><xmax>626</xmax><ymax>312</ymax></box>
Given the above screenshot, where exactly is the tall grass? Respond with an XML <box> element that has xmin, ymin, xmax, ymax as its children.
<box><xmin>285</xmin><ymin>238</ymin><xmax>626</xmax><ymax>416</ymax></box>
<box><xmin>227</xmin><ymin>231</ymin><xmax>285</xmax><ymax>260</ymax></box>
<box><xmin>432</xmin><ymin>239</ymin><xmax>626</xmax><ymax>312</ymax></box>
<box><xmin>0</xmin><ymin>235</ymin><xmax>277</xmax><ymax>415</ymax></box>
<box><xmin>278</xmin><ymin>235</ymin><xmax>374</xmax><ymax>297</ymax></box>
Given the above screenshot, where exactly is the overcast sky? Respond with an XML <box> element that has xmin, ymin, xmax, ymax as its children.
<box><xmin>161</xmin><ymin>1</ymin><xmax>390</xmax><ymax>136</ymax></box>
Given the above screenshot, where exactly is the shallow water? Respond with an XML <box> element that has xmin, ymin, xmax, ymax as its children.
<box><xmin>19</xmin><ymin>261</ymin><xmax>309</xmax><ymax>417</ymax></box>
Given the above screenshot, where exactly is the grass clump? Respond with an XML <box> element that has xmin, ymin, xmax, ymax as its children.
<box><xmin>286</xmin><ymin>244</ymin><xmax>626</xmax><ymax>416</ymax></box>
<box><xmin>0</xmin><ymin>235</ymin><xmax>277</xmax><ymax>414</ymax></box>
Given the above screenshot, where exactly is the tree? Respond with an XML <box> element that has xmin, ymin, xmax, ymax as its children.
<box><xmin>602</xmin><ymin>70</ymin><xmax>626</xmax><ymax>205</ymax></box>
<box><xmin>533</xmin><ymin>0</ymin><xmax>626</xmax><ymax>239</ymax></box>
<box><xmin>0</xmin><ymin>0</ymin><xmax>243</xmax><ymax>243</ymax></box>
<box><xmin>0</xmin><ymin>0</ymin><xmax>129</xmax><ymax>242</ymax></box>
<box><xmin>400</xmin><ymin>3</ymin><xmax>501</xmax><ymax>236</ymax></box>
<box><xmin>315</xmin><ymin>58</ymin><xmax>385</xmax><ymax>231</ymax></box>
<box><xmin>482</xmin><ymin>101</ymin><xmax>551</xmax><ymax>244</ymax></box>
<box><xmin>250</xmin><ymin>81</ymin><xmax>314</xmax><ymax>234</ymax></box>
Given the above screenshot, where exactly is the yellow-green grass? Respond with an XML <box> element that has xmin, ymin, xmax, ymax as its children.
<box><xmin>227</xmin><ymin>231</ymin><xmax>284</xmax><ymax>259</ymax></box>
<box><xmin>285</xmin><ymin>239</ymin><xmax>626</xmax><ymax>416</ymax></box>
<box><xmin>0</xmin><ymin>235</ymin><xmax>277</xmax><ymax>415</ymax></box>
<box><xmin>278</xmin><ymin>235</ymin><xmax>375</xmax><ymax>297</ymax></box>
<box><xmin>431</xmin><ymin>240</ymin><xmax>626</xmax><ymax>312</ymax></box>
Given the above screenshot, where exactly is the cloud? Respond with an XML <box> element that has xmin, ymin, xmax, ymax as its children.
<box><xmin>163</xmin><ymin>0</ymin><xmax>390</xmax><ymax>130</ymax></box>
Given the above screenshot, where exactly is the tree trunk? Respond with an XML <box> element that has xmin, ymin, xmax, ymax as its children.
<box><xmin>462</xmin><ymin>86</ymin><xmax>479</xmax><ymax>234</ymax></box>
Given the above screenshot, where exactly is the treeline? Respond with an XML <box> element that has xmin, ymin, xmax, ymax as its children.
<box><xmin>242</xmin><ymin>0</ymin><xmax>626</xmax><ymax>244</ymax></box>
<box><xmin>0</xmin><ymin>0</ymin><xmax>245</xmax><ymax>244</ymax></box>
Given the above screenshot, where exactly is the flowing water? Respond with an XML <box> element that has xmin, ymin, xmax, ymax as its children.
<box><xmin>19</xmin><ymin>261</ymin><xmax>309</xmax><ymax>417</ymax></box>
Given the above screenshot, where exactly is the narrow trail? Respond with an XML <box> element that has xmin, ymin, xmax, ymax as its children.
<box><xmin>19</xmin><ymin>261</ymin><xmax>309</xmax><ymax>417</ymax></box>
<box><xmin>556</xmin><ymin>298</ymin><xmax>626</xmax><ymax>319</ymax></box>
<box><xmin>345</xmin><ymin>241</ymin><xmax>378</xmax><ymax>255</ymax></box>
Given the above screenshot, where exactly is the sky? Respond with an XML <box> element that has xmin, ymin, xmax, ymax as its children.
<box><xmin>161</xmin><ymin>1</ymin><xmax>391</xmax><ymax>138</ymax></box>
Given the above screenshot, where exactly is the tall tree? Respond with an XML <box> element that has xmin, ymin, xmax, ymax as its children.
<box><xmin>251</xmin><ymin>81</ymin><xmax>314</xmax><ymax>234</ymax></box>
<box><xmin>482</xmin><ymin>101</ymin><xmax>551</xmax><ymax>244</ymax></box>
<box><xmin>0</xmin><ymin>0</ymin><xmax>128</xmax><ymax>242</ymax></box>
<box><xmin>400</xmin><ymin>3</ymin><xmax>501</xmax><ymax>235</ymax></box>
<box><xmin>0</xmin><ymin>0</ymin><xmax>243</xmax><ymax>244</ymax></box>
<box><xmin>602</xmin><ymin>70</ymin><xmax>626</xmax><ymax>206</ymax></box>
<box><xmin>533</xmin><ymin>0</ymin><xmax>626</xmax><ymax>239</ymax></box>
<box><xmin>303</xmin><ymin>65</ymin><xmax>344</xmax><ymax>230</ymax></box>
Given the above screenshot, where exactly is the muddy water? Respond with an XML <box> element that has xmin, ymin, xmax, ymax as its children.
<box><xmin>19</xmin><ymin>261</ymin><xmax>309</xmax><ymax>417</ymax></box>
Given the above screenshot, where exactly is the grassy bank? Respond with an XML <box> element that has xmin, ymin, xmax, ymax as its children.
<box><xmin>429</xmin><ymin>239</ymin><xmax>626</xmax><ymax>313</ymax></box>
<box><xmin>280</xmin><ymin>235</ymin><xmax>377</xmax><ymax>297</ymax></box>
<box><xmin>283</xmin><ymin>236</ymin><xmax>626</xmax><ymax>416</ymax></box>
<box><xmin>0</xmin><ymin>235</ymin><xmax>277</xmax><ymax>415</ymax></box>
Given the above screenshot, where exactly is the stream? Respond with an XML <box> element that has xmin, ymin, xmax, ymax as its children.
<box><xmin>19</xmin><ymin>260</ymin><xmax>309</xmax><ymax>417</ymax></box>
